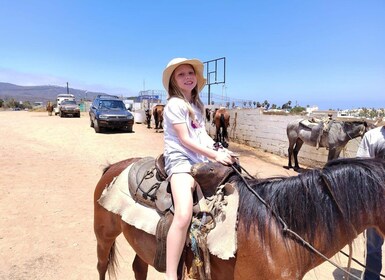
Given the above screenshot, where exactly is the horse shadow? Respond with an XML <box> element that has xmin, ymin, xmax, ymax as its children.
<box><xmin>332</xmin><ymin>267</ymin><xmax>362</xmax><ymax>279</ymax></box>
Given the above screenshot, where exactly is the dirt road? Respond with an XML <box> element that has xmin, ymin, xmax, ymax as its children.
<box><xmin>0</xmin><ymin>111</ymin><xmax>380</xmax><ymax>279</ymax></box>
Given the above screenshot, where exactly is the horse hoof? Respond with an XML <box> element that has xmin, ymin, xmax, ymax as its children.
<box><xmin>293</xmin><ymin>167</ymin><xmax>303</xmax><ymax>173</ymax></box>
<box><xmin>283</xmin><ymin>166</ymin><xmax>291</xmax><ymax>170</ymax></box>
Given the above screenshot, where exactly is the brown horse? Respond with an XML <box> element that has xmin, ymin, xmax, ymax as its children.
<box><xmin>153</xmin><ymin>104</ymin><xmax>164</xmax><ymax>132</ymax></box>
<box><xmin>46</xmin><ymin>101</ymin><xmax>54</xmax><ymax>116</ymax></box>
<box><xmin>94</xmin><ymin>157</ymin><xmax>385</xmax><ymax>279</ymax></box>
<box><xmin>213</xmin><ymin>107</ymin><xmax>230</xmax><ymax>148</ymax></box>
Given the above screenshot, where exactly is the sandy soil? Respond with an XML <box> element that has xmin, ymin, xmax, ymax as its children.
<box><xmin>0</xmin><ymin>110</ymin><xmax>382</xmax><ymax>279</ymax></box>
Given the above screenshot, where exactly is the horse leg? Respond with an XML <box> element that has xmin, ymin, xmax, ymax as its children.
<box><xmin>132</xmin><ymin>254</ymin><xmax>149</xmax><ymax>280</ymax></box>
<box><xmin>327</xmin><ymin>147</ymin><xmax>341</xmax><ymax>161</ymax></box>
<box><xmin>215</xmin><ymin>127</ymin><xmax>219</xmax><ymax>143</ymax></box>
<box><xmin>94</xmin><ymin>201</ymin><xmax>122</xmax><ymax>279</ymax></box>
<box><xmin>96</xmin><ymin>237</ymin><xmax>119</xmax><ymax>280</ymax></box>
<box><xmin>287</xmin><ymin>145</ymin><xmax>294</xmax><ymax>169</ymax></box>
<box><xmin>293</xmin><ymin>139</ymin><xmax>304</xmax><ymax>171</ymax></box>
<box><xmin>287</xmin><ymin>138</ymin><xmax>297</xmax><ymax>169</ymax></box>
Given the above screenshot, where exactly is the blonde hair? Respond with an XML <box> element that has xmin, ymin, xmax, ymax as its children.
<box><xmin>167</xmin><ymin>67</ymin><xmax>205</xmax><ymax>120</ymax></box>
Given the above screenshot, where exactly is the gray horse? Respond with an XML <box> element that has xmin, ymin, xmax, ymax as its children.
<box><xmin>286</xmin><ymin>119</ymin><xmax>370</xmax><ymax>171</ymax></box>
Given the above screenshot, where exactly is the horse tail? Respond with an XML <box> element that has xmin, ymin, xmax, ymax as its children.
<box><xmin>220</xmin><ymin>114</ymin><xmax>228</xmax><ymax>139</ymax></box>
<box><xmin>107</xmin><ymin>241</ymin><xmax>119</xmax><ymax>279</ymax></box>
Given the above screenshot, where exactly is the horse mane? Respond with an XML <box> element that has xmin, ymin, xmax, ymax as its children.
<box><xmin>236</xmin><ymin>157</ymin><xmax>385</xmax><ymax>246</ymax></box>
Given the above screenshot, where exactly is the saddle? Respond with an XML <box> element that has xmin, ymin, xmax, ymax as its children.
<box><xmin>128</xmin><ymin>156</ymin><xmax>171</xmax><ymax>214</ymax></box>
<box><xmin>128</xmin><ymin>154</ymin><xmax>237</xmax><ymax>213</ymax></box>
<box><xmin>127</xmin><ymin>154</ymin><xmax>237</xmax><ymax>272</ymax></box>
<box><xmin>300</xmin><ymin>119</ymin><xmax>333</xmax><ymax>150</ymax></box>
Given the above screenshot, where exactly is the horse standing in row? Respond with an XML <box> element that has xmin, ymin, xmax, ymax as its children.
<box><xmin>286</xmin><ymin>119</ymin><xmax>371</xmax><ymax>171</ymax></box>
<box><xmin>212</xmin><ymin>107</ymin><xmax>230</xmax><ymax>148</ymax></box>
<box><xmin>153</xmin><ymin>104</ymin><xmax>164</xmax><ymax>132</ymax></box>
<box><xmin>46</xmin><ymin>101</ymin><xmax>54</xmax><ymax>116</ymax></box>
<box><xmin>94</xmin><ymin>155</ymin><xmax>385</xmax><ymax>279</ymax></box>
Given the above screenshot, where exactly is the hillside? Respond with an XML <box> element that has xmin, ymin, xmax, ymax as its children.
<box><xmin>0</xmin><ymin>82</ymin><xmax>106</xmax><ymax>103</ymax></box>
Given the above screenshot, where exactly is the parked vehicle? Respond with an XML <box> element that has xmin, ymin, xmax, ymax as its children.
<box><xmin>89</xmin><ymin>95</ymin><xmax>134</xmax><ymax>133</ymax></box>
<box><xmin>59</xmin><ymin>100</ymin><xmax>80</xmax><ymax>118</ymax></box>
<box><xmin>54</xmin><ymin>94</ymin><xmax>75</xmax><ymax>115</ymax></box>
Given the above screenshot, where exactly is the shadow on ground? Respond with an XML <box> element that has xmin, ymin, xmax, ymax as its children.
<box><xmin>332</xmin><ymin>267</ymin><xmax>362</xmax><ymax>280</ymax></box>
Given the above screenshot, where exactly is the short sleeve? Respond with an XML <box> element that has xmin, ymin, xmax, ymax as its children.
<box><xmin>164</xmin><ymin>98</ymin><xmax>188</xmax><ymax>124</ymax></box>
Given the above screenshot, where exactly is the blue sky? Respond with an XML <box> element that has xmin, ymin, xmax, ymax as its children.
<box><xmin>1</xmin><ymin>1</ymin><xmax>384</xmax><ymax>110</ymax></box>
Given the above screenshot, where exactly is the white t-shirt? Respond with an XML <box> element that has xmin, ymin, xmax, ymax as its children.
<box><xmin>163</xmin><ymin>97</ymin><xmax>213</xmax><ymax>174</ymax></box>
<box><xmin>356</xmin><ymin>126</ymin><xmax>385</xmax><ymax>158</ymax></box>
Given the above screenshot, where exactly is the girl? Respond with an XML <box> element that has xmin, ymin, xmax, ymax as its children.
<box><xmin>162</xmin><ymin>57</ymin><xmax>234</xmax><ymax>279</ymax></box>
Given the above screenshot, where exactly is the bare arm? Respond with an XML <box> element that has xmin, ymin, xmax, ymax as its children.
<box><xmin>173</xmin><ymin>123</ymin><xmax>234</xmax><ymax>165</ymax></box>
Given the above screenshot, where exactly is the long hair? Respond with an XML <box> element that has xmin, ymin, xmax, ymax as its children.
<box><xmin>167</xmin><ymin>66</ymin><xmax>205</xmax><ymax>120</ymax></box>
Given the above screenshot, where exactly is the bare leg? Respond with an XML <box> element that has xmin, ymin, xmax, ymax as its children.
<box><xmin>165</xmin><ymin>173</ymin><xmax>195</xmax><ymax>280</ymax></box>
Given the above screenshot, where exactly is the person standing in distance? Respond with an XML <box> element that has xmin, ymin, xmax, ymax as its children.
<box><xmin>162</xmin><ymin>58</ymin><xmax>235</xmax><ymax>280</ymax></box>
<box><xmin>357</xmin><ymin>120</ymin><xmax>385</xmax><ymax>280</ymax></box>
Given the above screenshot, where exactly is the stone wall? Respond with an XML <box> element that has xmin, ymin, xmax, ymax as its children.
<box><xmin>206</xmin><ymin>108</ymin><xmax>361</xmax><ymax>168</ymax></box>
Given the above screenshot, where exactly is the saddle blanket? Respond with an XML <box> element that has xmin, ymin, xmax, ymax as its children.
<box><xmin>98</xmin><ymin>163</ymin><xmax>238</xmax><ymax>259</ymax></box>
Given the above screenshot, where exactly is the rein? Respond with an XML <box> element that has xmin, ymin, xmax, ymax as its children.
<box><xmin>231</xmin><ymin>163</ymin><xmax>362</xmax><ymax>280</ymax></box>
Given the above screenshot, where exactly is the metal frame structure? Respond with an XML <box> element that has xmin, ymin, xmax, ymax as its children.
<box><xmin>203</xmin><ymin>57</ymin><xmax>226</xmax><ymax>105</ymax></box>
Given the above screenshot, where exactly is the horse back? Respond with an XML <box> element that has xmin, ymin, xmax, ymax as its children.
<box><xmin>94</xmin><ymin>158</ymin><xmax>142</xmax><ymax>203</ymax></box>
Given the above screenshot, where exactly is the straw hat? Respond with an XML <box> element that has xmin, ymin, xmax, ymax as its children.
<box><xmin>162</xmin><ymin>58</ymin><xmax>206</xmax><ymax>93</ymax></box>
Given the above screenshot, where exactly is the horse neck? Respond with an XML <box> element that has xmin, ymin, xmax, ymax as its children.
<box><xmin>341</xmin><ymin>192</ymin><xmax>385</xmax><ymax>239</ymax></box>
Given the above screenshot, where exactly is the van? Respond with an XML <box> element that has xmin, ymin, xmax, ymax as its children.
<box><xmin>54</xmin><ymin>94</ymin><xmax>75</xmax><ymax>115</ymax></box>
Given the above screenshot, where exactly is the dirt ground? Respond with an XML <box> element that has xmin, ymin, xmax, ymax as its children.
<box><xmin>0</xmin><ymin>110</ymin><xmax>382</xmax><ymax>279</ymax></box>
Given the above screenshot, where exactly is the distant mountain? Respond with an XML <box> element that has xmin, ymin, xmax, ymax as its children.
<box><xmin>0</xmin><ymin>82</ymin><xmax>107</xmax><ymax>103</ymax></box>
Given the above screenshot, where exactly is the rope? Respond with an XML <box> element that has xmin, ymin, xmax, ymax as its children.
<box><xmin>231</xmin><ymin>163</ymin><xmax>363</xmax><ymax>280</ymax></box>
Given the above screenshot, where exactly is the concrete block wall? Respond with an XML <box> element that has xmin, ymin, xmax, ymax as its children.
<box><xmin>206</xmin><ymin>108</ymin><xmax>362</xmax><ymax>169</ymax></box>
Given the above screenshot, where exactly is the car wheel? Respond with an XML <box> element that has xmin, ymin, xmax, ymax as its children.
<box><xmin>60</xmin><ymin>111</ymin><xmax>64</xmax><ymax>118</ymax></box>
<box><xmin>94</xmin><ymin>120</ymin><xmax>101</xmax><ymax>133</ymax></box>
<box><xmin>124</xmin><ymin>125</ymin><xmax>134</xmax><ymax>133</ymax></box>
<box><xmin>90</xmin><ymin>118</ymin><xmax>94</xmax><ymax>127</ymax></box>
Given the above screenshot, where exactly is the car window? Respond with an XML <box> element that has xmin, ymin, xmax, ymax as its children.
<box><xmin>62</xmin><ymin>100</ymin><xmax>77</xmax><ymax>105</ymax></box>
<box><xmin>111</xmin><ymin>101</ymin><xmax>125</xmax><ymax>109</ymax></box>
<box><xmin>98</xmin><ymin>100</ymin><xmax>125</xmax><ymax>109</ymax></box>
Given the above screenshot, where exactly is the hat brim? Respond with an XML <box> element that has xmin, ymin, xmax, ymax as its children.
<box><xmin>162</xmin><ymin>58</ymin><xmax>206</xmax><ymax>93</ymax></box>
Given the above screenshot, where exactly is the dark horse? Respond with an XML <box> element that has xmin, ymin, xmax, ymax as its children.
<box><xmin>153</xmin><ymin>104</ymin><xmax>164</xmax><ymax>132</ymax></box>
<box><xmin>286</xmin><ymin>119</ymin><xmax>370</xmax><ymax>171</ymax></box>
<box><xmin>213</xmin><ymin>107</ymin><xmax>230</xmax><ymax>148</ymax></box>
<box><xmin>94</xmin><ymin>157</ymin><xmax>385</xmax><ymax>279</ymax></box>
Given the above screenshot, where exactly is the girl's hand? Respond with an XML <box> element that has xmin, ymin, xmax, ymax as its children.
<box><xmin>214</xmin><ymin>149</ymin><xmax>236</xmax><ymax>165</ymax></box>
